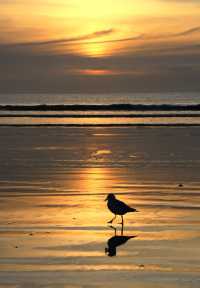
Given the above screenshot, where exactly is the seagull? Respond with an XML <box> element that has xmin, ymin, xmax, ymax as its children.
<box><xmin>105</xmin><ymin>193</ymin><xmax>138</xmax><ymax>225</ymax></box>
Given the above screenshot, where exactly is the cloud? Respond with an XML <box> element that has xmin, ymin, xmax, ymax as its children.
<box><xmin>0</xmin><ymin>24</ymin><xmax>200</xmax><ymax>93</ymax></box>
<box><xmin>81</xmin><ymin>34</ymin><xmax>144</xmax><ymax>45</ymax></box>
<box><xmin>2</xmin><ymin>24</ymin><xmax>200</xmax><ymax>50</ymax></box>
<box><xmin>72</xmin><ymin>25</ymin><xmax>200</xmax><ymax>46</ymax></box>
<box><xmin>3</xmin><ymin>29</ymin><xmax>115</xmax><ymax>47</ymax></box>
<box><xmin>1</xmin><ymin>38</ymin><xmax>200</xmax><ymax>93</ymax></box>
<box><xmin>174</xmin><ymin>26</ymin><xmax>200</xmax><ymax>37</ymax></box>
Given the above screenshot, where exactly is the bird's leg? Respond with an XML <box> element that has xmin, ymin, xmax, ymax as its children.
<box><xmin>118</xmin><ymin>215</ymin><xmax>124</xmax><ymax>225</ymax></box>
<box><xmin>119</xmin><ymin>215</ymin><xmax>124</xmax><ymax>226</ymax></box>
<box><xmin>121</xmin><ymin>221</ymin><xmax>124</xmax><ymax>236</ymax></box>
<box><xmin>107</xmin><ymin>215</ymin><xmax>116</xmax><ymax>224</ymax></box>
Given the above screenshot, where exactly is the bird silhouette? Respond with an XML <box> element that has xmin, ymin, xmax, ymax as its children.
<box><xmin>105</xmin><ymin>193</ymin><xmax>138</xmax><ymax>225</ymax></box>
<box><xmin>105</xmin><ymin>225</ymin><xmax>137</xmax><ymax>257</ymax></box>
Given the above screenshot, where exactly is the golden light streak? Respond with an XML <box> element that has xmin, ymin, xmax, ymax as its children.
<box><xmin>69</xmin><ymin>69</ymin><xmax>146</xmax><ymax>76</ymax></box>
<box><xmin>77</xmin><ymin>69</ymin><xmax>118</xmax><ymax>76</ymax></box>
<box><xmin>82</xmin><ymin>167</ymin><xmax>111</xmax><ymax>193</ymax></box>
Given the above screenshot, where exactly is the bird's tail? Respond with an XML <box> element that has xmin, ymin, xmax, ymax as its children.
<box><xmin>129</xmin><ymin>235</ymin><xmax>137</xmax><ymax>239</ymax></box>
<box><xmin>129</xmin><ymin>208</ymin><xmax>139</xmax><ymax>212</ymax></box>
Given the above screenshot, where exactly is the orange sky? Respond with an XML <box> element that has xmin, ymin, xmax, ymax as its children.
<box><xmin>0</xmin><ymin>0</ymin><xmax>200</xmax><ymax>92</ymax></box>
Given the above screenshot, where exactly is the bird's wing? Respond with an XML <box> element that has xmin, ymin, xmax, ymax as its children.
<box><xmin>115</xmin><ymin>199</ymin><xmax>133</xmax><ymax>213</ymax></box>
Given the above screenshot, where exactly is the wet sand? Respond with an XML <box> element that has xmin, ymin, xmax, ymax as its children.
<box><xmin>0</xmin><ymin>126</ymin><xmax>200</xmax><ymax>287</ymax></box>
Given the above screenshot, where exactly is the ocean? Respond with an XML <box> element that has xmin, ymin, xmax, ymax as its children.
<box><xmin>0</xmin><ymin>92</ymin><xmax>200</xmax><ymax>125</ymax></box>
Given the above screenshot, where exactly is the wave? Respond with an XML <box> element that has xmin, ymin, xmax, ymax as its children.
<box><xmin>1</xmin><ymin>103</ymin><xmax>200</xmax><ymax>111</ymax></box>
<box><xmin>0</xmin><ymin>113</ymin><xmax>200</xmax><ymax>118</ymax></box>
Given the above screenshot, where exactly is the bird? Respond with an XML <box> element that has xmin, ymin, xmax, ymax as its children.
<box><xmin>105</xmin><ymin>193</ymin><xmax>138</xmax><ymax>225</ymax></box>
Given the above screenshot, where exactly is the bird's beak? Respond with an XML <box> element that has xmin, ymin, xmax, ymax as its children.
<box><xmin>105</xmin><ymin>195</ymin><xmax>108</xmax><ymax>201</ymax></box>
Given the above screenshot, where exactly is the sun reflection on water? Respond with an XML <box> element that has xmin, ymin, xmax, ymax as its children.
<box><xmin>82</xmin><ymin>167</ymin><xmax>112</xmax><ymax>193</ymax></box>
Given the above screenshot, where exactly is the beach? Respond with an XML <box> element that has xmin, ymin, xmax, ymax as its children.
<box><xmin>0</xmin><ymin>126</ymin><xmax>200</xmax><ymax>287</ymax></box>
<box><xmin>1</xmin><ymin>0</ymin><xmax>200</xmax><ymax>285</ymax></box>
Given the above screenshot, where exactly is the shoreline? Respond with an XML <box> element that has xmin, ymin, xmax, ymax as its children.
<box><xmin>1</xmin><ymin>123</ymin><xmax>200</xmax><ymax>127</ymax></box>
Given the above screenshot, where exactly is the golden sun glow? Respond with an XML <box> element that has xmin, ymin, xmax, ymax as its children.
<box><xmin>1</xmin><ymin>0</ymin><xmax>200</xmax><ymax>58</ymax></box>
<box><xmin>81</xmin><ymin>70</ymin><xmax>112</xmax><ymax>76</ymax></box>
<box><xmin>79</xmin><ymin>42</ymin><xmax>109</xmax><ymax>57</ymax></box>
<box><xmin>79</xmin><ymin>69</ymin><xmax>121</xmax><ymax>76</ymax></box>
<box><xmin>83</xmin><ymin>167</ymin><xmax>110</xmax><ymax>193</ymax></box>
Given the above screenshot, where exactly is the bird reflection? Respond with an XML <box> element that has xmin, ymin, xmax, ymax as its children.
<box><xmin>105</xmin><ymin>224</ymin><xmax>136</xmax><ymax>257</ymax></box>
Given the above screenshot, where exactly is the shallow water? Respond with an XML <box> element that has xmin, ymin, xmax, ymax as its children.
<box><xmin>0</xmin><ymin>126</ymin><xmax>200</xmax><ymax>287</ymax></box>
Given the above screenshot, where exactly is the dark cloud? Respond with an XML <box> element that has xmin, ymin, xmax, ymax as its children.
<box><xmin>2</xmin><ymin>29</ymin><xmax>115</xmax><ymax>47</ymax></box>
<box><xmin>3</xmin><ymin>25</ymin><xmax>199</xmax><ymax>49</ymax></box>
<box><xmin>0</xmin><ymin>27</ymin><xmax>200</xmax><ymax>93</ymax></box>
<box><xmin>174</xmin><ymin>26</ymin><xmax>200</xmax><ymax>37</ymax></box>
<box><xmin>81</xmin><ymin>34</ymin><xmax>144</xmax><ymax>45</ymax></box>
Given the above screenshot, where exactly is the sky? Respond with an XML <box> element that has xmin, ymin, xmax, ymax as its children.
<box><xmin>0</xmin><ymin>0</ymin><xmax>200</xmax><ymax>93</ymax></box>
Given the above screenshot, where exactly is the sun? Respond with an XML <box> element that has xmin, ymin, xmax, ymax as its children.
<box><xmin>79</xmin><ymin>42</ymin><xmax>108</xmax><ymax>57</ymax></box>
